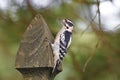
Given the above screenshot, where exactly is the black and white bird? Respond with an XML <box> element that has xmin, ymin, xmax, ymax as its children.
<box><xmin>51</xmin><ymin>19</ymin><xmax>74</xmax><ymax>73</ymax></box>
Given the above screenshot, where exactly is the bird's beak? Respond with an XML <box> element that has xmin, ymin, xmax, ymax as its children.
<box><xmin>57</xmin><ymin>18</ymin><xmax>63</xmax><ymax>25</ymax></box>
<box><xmin>60</xmin><ymin>19</ymin><xmax>66</xmax><ymax>26</ymax></box>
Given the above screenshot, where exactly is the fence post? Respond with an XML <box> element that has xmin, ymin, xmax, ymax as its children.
<box><xmin>15</xmin><ymin>14</ymin><xmax>62</xmax><ymax>80</ymax></box>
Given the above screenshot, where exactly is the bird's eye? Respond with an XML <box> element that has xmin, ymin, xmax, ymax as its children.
<box><xmin>66</xmin><ymin>26</ymin><xmax>69</xmax><ymax>29</ymax></box>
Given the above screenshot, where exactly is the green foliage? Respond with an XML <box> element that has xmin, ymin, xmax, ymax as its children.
<box><xmin>0</xmin><ymin>0</ymin><xmax>120</xmax><ymax>80</ymax></box>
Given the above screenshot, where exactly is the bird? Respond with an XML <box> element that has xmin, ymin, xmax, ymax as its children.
<box><xmin>50</xmin><ymin>19</ymin><xmax>74</xmax><ymax>74</ymax></box>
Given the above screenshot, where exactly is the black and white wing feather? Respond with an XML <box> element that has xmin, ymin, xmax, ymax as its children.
<box><xmin>59</xmin><ymin>31</ymin><xmax>72</xmax><ymax>60</ymax></box>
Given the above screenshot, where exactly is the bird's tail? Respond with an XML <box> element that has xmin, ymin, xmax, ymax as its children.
<box><xmin>52</xmin><ymin>59</ymin><xmax>60</xmax><ymax>74</ymax></box>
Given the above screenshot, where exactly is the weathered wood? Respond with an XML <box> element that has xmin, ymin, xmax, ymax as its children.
<box><xmin>15</xmin><ymin>14</ymin><xmax>62</xmax><ymax>80</ymax></box>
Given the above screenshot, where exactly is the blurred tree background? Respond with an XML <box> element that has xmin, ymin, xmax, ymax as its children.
<box><xmin>0</xmin><ymin>0</ymin><xmax>120</xmax><ymax>80</ymax></box>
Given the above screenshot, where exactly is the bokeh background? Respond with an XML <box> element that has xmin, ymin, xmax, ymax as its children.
<box><xmin>0</xmin><ymin>0</ymin><xmax>120</xmax><ymax>80</ymax></box>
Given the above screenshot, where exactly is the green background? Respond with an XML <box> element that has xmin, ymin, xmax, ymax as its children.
<box><xmin>0</xmin><ymin>0</ymin><xmax>120</xmax><ymax>80</ymax></box>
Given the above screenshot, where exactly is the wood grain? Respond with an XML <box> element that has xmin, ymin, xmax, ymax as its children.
<box><xmin>15</xmin><ymin>14</ymin><xmax>62</xmax><ymax>80</ymax></box>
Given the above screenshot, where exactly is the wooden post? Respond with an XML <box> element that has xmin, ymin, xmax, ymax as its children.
<box><xmin>15</xmin><ymin>14</ymin><xmax>62</xmax><ymax>80</ymax></box>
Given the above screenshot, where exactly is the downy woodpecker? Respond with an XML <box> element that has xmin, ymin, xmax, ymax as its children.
<box><xmin>51</xmin><ymin>19</ymin><xmax>74</xmax><ymax>73</ymax></box>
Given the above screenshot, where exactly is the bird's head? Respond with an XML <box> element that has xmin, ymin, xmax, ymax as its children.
<box><xmin>62</xmin><ymin>19</ymin><xmax>74</xmax><ymax>32</ymax></box>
